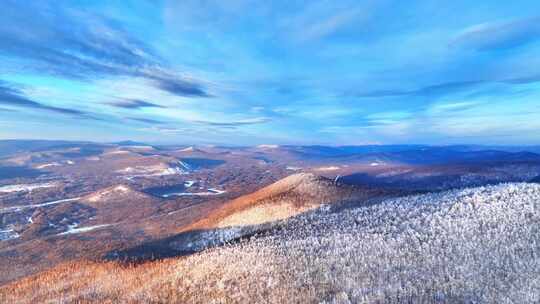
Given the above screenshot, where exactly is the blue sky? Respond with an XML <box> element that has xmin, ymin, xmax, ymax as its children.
<box><xmin>1</xmin><ymin>0</ymin><xmax>540</xmax><ymax>145</ymax></box>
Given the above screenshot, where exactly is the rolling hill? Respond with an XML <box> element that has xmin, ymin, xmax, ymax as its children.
<box><xmin>2</xmin><ymin>182</ymin><xmax>539</xmax><ymax>303</ymax></box>
<box><xmin>111</xmin><ymin>173</ymin><xmax>396</xmax><ymax>258</ymax></box>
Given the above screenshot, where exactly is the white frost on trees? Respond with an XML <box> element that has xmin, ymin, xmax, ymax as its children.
<box><xmin>175</xmin><ymin>182</ymin><xmax>540</xmax><ymax>303</ymax></box>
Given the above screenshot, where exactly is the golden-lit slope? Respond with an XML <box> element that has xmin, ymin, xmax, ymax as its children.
<box><xmin>185</xmin><ymin>173</ymin><xmax>359</xmax><ymax>230</ymax></box>
<box><xmin>111</xmin><ymin>173</ymin><xmax>390</xmax><ymax>257</ymax></box>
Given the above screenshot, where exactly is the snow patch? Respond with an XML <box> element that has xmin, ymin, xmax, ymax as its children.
<box><xmin>208</xmin><ymin>188</ymin><xmax>226</xmax><ymax>194</ymax></box>
<box><xmin>162</xmin><ymin>188</ymin><xmax>226</xmax><ymax>198</ymax></box>
<box><xmin>104</xmin><ymin>150</ymin><xmax>130</xmax><ymax>155</ymax></box>
<box><xmin>0</xmin><ymin>197</ymin><xmax>80</xmax><ymax>214</ymax></box>
<box><xmin>257</xmin><ymin>144</ymin><xmax>279</xmax><ymax>149</ymax></box>
<box><xmin>0</xmin><ymin>182</ymin><xmax>56</xmax><ymax>193</ymax></box>
<box><xmin>125</xmin><ymin>145</ymin><xmax>154</xmax><ymax>150</ymax></box>
<box><xmin>286</xmin><ymin>166</ymin><xmax>302</xmax><ymax>171</ymax></box>
<box><xmin>118</xmin><ymin>162</ymin><xmax>192</xmax><ymax>179</ymax></box>
<box><xmin>86</xmin><ymin>186</ymin><xmax>131</xmax><ymax>202</ymax></box>
<box><xmin>315</xmin><ymin>166</ymin><xmax>340</xmax><ymax>171</ymax></box>
<box><xmin>58</xmin><ymin>224</ymin><xmax>111</xmax><ymax>235</ymax></box>
<box><xmin>114</xmin><ymin>185</ymin><xmax>129</xmax><ymax>192</ymax></box>
<box><xmin>0</xmin><ymin>228</ymin><xmax>19</xmax><ymax>241</ymax></box>
<box><xmin>35</xmin><ymin>162</ymin><xmax>61</xmax><ymax>169</ymax></box>
<box><xmin>178</xmin><ymin>160</ymin><xmax>193</xmax><ymax>171</ymax></box>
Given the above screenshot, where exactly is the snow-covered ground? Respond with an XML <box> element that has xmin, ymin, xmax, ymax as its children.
<box><xmin>162</xmin><ymin>188</ymin><xmax>226</xmax><ymax>198</ymax></box>
<box><xmin>0</xmin><ymin>182</ymin><xmax>56</xmax><ymax>193</ymax></box>
<box><xmin>86</xmin><ymin>186</ymin><xmax>130</xmax><ymax>202</ymax></box>
<box><xmin>184</xmin><ymin>180</ymin><xmax>195</xmax><ymax>187</ymax></box>
<box><xmin>207</xmin><ymin>188</ymin><xmax>226</xmax><ymax>194</ymax></box>
<box><xmin>58</xmin><ymin>223</ymin><xmax>111</xmax><ymax>235</ymax></box>
<box><xmin>35</xmin><ymin>162</ymin><xmax>61</xmax><ymax>169</ymax></box>
<box><xmin>0</xmin><ymin>228</ymin><xmax>19</xmax><ymax>241</ymax></box>
<box><xmin>179</xmin><ymin>147</ymin><xmax>193</xmax><ymax>152</ymax></box>
<box><xmin>0</xmin><ymin>197</ymin><xmax>80</xmax><ymax>214</ymax></box>
<box><xmin>177</xmin><ymin>160</ymin><xmax>193</xmax><ymax>172</ymax></box>
<box><xmin>104</xmin><ymin>150</ymin><xmax>130</xmax><ymax>155</ymax></box>
<box><xmin>118</xmin><ymin>161</ymin><xmax>193</xmax><ymax>180</ymax></box>
<box><xmin>257</xmin><ymin>144</ymin><xmax>280</xmax><ymax>149</ymax></box>
<box><xmin>314</xmin><ymin>166</ymin><xmax>340</xmax><ymax>171</ymax></box>
<box><xmin>124</xmin><ymin>145</ymin><xmax>154</xmax><ymax>150</ymax></box>
<box><xmin>286</xmin><ymin>166</ymin><xmax>302</xmax><ymax>171</ymax></box>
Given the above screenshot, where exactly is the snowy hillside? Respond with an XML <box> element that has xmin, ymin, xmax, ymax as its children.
<box><xmin>3</xmin><ymin>183</ymin><xmax>540</xmax><ymax>303</ymax></box>
<box><xmin>226</xmin><ymin>182</ymin><xmax>540</xmax><ymax>303</ymax></box>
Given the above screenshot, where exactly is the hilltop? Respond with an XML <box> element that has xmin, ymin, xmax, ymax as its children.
<box><xmin>112</xmin><ymin>173</ymin><xmax>395</xmax><ymax>258</ymax></box>
<box><xmin>188</xmin><ymin>173</ymin><xmax>357</xmax><ymax>229</ymax></box>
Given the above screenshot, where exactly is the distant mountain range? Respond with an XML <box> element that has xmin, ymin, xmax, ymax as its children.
<box><xmin>1</xmin><ymin>140</ymin><xmax>540</xmax><ymax>158</ymax></box>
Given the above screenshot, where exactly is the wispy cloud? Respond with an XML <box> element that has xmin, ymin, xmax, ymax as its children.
<box><xmin>281</xmin><ymin>1</ymin><xmax>380</xmax><ymax>44</ymax></box>
<box><xmin>126</xmin><ymin>117</ymin><xmax>165</xmax><ymax>125</ymax></box>
<box><xmin>1</xmin><ymin>3</ymin><xmax>155</xmax><ymax>77</ymax></box>
<box><xmin>108</xmin><ymin>99</ymin><xmax>164</xmax><ymax>109</ymax></box>
<box><xmin>428</xmin><ymin>101</ymin><xmax>482</xmax><ymax>114</ymax></box>
<box><xmin>452</xmin><ymin>16</ymin><xmax>540</xmax><ymax>51</ymax></box>
<box><xmin>149</xmin><ymin>75</ymin><xmax>212</xmax><ymax>98</ymax></box>
<box><xmin>352</xmin><ymin>80</ymin><xmax>483</xmax><ymax>98</ymax></box>
<box><xmin>192</xmin><ymin>117</ymin><xmax>272</xmax><ymax>126</ymax></box>
<box><xmin>140</xmin><ymin>126</ymin><xmax>190</xmax><ymax>134</ymax></box>
<box><xmin>352</xmin><ymin>76</ymin><xmax>540</xmax><ymax>99</ymax></box>
<box><xmin>0</xmin><ymin>80</ymin><xmax>94</xmax><ymax>118</ymax></box>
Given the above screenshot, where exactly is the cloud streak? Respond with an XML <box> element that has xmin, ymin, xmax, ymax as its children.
<box><xmin>126</xmin><ymin>117</ymin><xmax>165</xmax><ymax>125</ymax></box>
<box><xmin>193</xmin><ymin>117</ymin><xmax>272</xmax><ymax>126</ymax></box>
<box><xmin>0</xmin><ymin>81</ymin><xmax>94</xmax><ymax>118</ymax></box>
<box><xmin>108</xmin><ymin>99</ymin><xmax>164</xmax><ymax>109</ymax></box>
<box><xmin>352</xmin><ymin>80</ymin><xmax>484</xmax><ymax>98</ymax></box>
<box><xmin>148</xmin><ymin>75</ymin><xmax>212</xmax><ymax>98</ymax></box>
<box><xmin>452</xmin><ymin>16</ymin><xmax>540</xmax><ymax>51</ymax></box>
<box><xmin>353</xmin><ymin>75</ymin><xmax>540</xmax><ymax>99</ymax></box>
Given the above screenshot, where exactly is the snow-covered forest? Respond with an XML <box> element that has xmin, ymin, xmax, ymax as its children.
<box><xmin>169</xmin><ymin>182</ymin><xmax>540</xmax><ymax>303</ymax></box>
<box><xmin>4</xmin><ymin>182</ymin><xmax>539</xmax><ymax>303</ymax></box>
